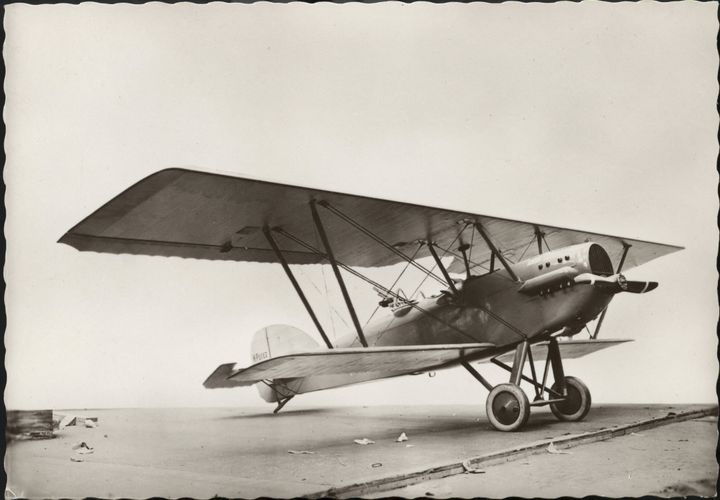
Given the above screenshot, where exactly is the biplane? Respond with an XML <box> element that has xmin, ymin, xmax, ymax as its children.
<box><xmin>59</xmin><ymin>168</ymin><xmax>682</xmax><ymax>431</ymax></box>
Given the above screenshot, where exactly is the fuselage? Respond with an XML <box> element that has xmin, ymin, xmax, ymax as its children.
<box><xmin>262</xmin><ymin>242</ymin><xmax>618</xmax><ymax>400</ymax></box>
<box><xmin>336</xmin><ymin>241</ymin><xmax>615</xmax><ymax>349</ymax></box>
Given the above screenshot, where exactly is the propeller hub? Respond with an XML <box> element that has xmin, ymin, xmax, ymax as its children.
<box><xmin>617</xmin><ymin>273</ymin><xmax>628</xmax><ymax>291</ymax></box>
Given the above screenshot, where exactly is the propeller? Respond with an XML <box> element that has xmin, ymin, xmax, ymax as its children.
<box><xmin>574</xmin><ymin>273</ymin><xmax>658</xmax><ymax>294</ymax></box>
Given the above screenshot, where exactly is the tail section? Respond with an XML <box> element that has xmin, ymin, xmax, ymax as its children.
<box><xmin>250</xmin><ymin>325</ymin><xmax>320</xmax><ymax>402</ymax></box>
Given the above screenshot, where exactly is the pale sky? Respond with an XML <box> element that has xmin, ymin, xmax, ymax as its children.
<box><xmin>4</xmin><ymin>2</ymin><xmax>718</xmax><ymax>410</ymax></box>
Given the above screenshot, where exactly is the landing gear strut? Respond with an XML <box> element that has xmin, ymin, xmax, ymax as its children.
<box><xmin>465</xmin><ymin>338</ymin><xmax>592</xmax><ymax>432</ymax></box>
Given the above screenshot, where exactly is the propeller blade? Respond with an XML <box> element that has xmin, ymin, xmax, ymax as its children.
<box><xmin>623</xmin><ymin>281</ymin><xmax>658</xmax><ymax>294</ymax></box>
<box><xmin>574</xmin><ymin>273</ymin><xmax>658</xmax><ymax>294</ymax></box>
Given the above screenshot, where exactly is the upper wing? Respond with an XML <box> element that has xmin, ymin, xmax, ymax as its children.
<box><xmin>204</xmin><ymin>343</ymin><xmax>496</xmax><ymax>387</ymax></box>
<box><xmin>59</xmin><ymin>168</ymin><xmax>682</xmax><ymax>271</ymax></box>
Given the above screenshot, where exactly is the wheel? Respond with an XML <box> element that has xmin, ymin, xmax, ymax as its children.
<box><xmin>485</xmin><ymin>383</ymin><xmax>530</xmax><ymax>432</ymax></box>
<box><xmin>550</xmin><ymin>376</ymin><xmax>591</xmax><ymax>422</ymax></box>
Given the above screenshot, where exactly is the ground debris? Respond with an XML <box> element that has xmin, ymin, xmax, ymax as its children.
<box><xmin>58</xmin><ymin>415</ymin><xmax>76</xmax><ymax>430</ymax></box>
<box><xmin>546</xmin><ymin>442</ymin><xmax>571</xmax><ymax>455</ymax></box>
<box><xmin>287</xmin><ymin>450</ymin><xmax>315</xmax><ymax>455</ymax></box>
<box><xmin>395</xmin><ymin>432</ymin><xmax>408</xmax><ymax>442</ymax></box>
<box><xmin>462</xmin><ymin>459</ymin><xmax>485</xmax><ymax>474</ymax></box>
<box><xmin>55</xmin><ymin>414</ymin><xmax>99</xmax><ymax>429</ymax></box>
<box><xmin>371</xmin><ymin>462</ymin><xmax>383</xmax><ymax>468</ymax></box>
<box><xmin>72</xmin><ymin>442</ymin><xmax>94</xmax><ymax>454</ymax></box>
<box><xmin>353</xmin><ymin>438</ymin><xmax>375</xmax><ymax>445</ymax></box>
<box><xmin>425</xmin><ymin>486</ymin><xmax>453</xmax><ymax>497</ymax></box>
<box><xmin>70</xmin><ymin>457</ymin><xmax>84</xmax><ymax>463</ymax></box>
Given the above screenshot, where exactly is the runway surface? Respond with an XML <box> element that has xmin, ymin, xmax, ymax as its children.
<box><xmin>371</xmin><ymin>414</ymin><xmax>718</xmax><ymax>498</ymax></box>
<box><xmin>5</xmin><ymin>404</ymin><xmax>716</xmax><ymax>498</ymax></box>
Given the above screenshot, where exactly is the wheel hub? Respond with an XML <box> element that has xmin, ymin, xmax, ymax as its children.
<box><xmin>492</xmin><ymin>392</ymin><xmax>521</xmax><ymax>425</ymax></box>
<box><xmin>554</xmin><ymin>385</ymin><xmax>582</xmax><ymax>415</ymax></box>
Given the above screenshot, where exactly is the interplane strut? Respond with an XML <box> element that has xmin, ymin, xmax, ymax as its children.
<box><xmin>263</xmin><ymin>227</ymin><xmax>334</xmax><ymax>349</ymax></box>
<box><xmin>310</xmin><ymin>201</ymin><xmax>369</xmax><ymax>348</ymax></box>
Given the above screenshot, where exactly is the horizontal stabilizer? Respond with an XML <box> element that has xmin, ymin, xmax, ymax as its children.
<box><xmin>486</xmin><ymin>338</ymin><xmax>633</xmax><ymax>365</ymax></box>
<box><xmin>225</xmin><ymin>343</ymin><xmax>495</xmax><ymax>384</ymax></box>
<box><xmin>204</xmin><ymin>363</ymin><xmax>256</xmax><ymax>389</ymax></box>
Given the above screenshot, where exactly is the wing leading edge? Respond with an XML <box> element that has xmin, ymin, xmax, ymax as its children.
<box><xmin>203</xmin><ymin>343</ymin><xmax>496</xmax><ymax>387</ymax></box>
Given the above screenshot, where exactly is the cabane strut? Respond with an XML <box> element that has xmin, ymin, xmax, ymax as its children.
<box><xmin>427</xmin><ymin>241</ymin><xmax>459</xmax><ymax>295</ymax></box>
<box><xmin>473</xmin><ymin>221</ymin><xmax>519</xmax><ymax>281</ymax></box>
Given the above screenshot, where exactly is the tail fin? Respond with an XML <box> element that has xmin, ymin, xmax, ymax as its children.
<box><xmin>250</xmin><ymin>325</ymin><xmax>320</xmax><ymax>402</ymax></box>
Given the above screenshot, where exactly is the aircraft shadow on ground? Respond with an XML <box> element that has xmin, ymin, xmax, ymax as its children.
<box><xmin>213</xmin><ymin>405</ymin><xmax>674</xmax><ymax>455</ymax></box>
<box><xmin>218</xmin><ymin>407</ymin><xmax>336</xmax><ymax>419</ymax></box>
<box><xmin>216</xmin><ymin>405</ymin><xmax>591</xmax><ymax>437</ymax></box>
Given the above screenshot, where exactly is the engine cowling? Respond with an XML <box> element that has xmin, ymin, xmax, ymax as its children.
<box><xmin>515</xmin><ymin>242</ymin><xmax>614</xmax><ymax>295</ymax></box>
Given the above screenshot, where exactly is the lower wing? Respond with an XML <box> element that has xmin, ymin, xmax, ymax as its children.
<box><xmin>482</xmin><ymin>338</ymin><xmax>633</xmax><ymax>364</ymax></box>
<box><xmin>204</xmin><ymin>343</ymin><xmax>496</xmax><ymax>388</ymax></box>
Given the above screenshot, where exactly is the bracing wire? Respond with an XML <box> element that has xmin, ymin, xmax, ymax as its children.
<box><xmin>517</xmin><ymin>234</ymin><xmax>538</xmax><ymax>262</ymax></box>
<box><xmin>364</xmin><ymin>242</ymin><xmax>423</xmax><ymax>326</ymax></box>
<box><xmin>297</xmin><ymin>266</ymin><xmax>348</xmax><ymax>330</ymax></box>
<box><xmin>468</xmin><ymin>224</ymin><xmax>475</xmax><ymax>265</ymax></box>
<box><xmin>320</xmin><ymin>264</ymin><xmax>337</xmax><ymax>339</ymax></box>
<box><xmin>431</xmin><ymin>243</ymin><xmax>489</xmax><ymax>273</ymax></box>
<box><xmin>409</xmin><ymin>223</ymin><xmax>468</xmax><ymax>299</ymax></box>
<box><xmin>274</xmin><ymin>226</ymin><xmax>528</xmax><ymax>343</ymax></box>
<box><xmin>310</xmin><ymin>220</ymin><xmax>349</xmax><ymax>335</ymax></box>
<box><xmin>543</xmin><ymin>233</ymin><xmax>552</xmax><ymax>252</ymax></box>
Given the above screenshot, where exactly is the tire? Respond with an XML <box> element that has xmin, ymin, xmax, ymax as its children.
<box><xmin>550</xmin><ymin>376</ymin><xmax>591</xmax><ymax>422</ymax></box>
<box><xmin>486</xmin><ymin>383</ymin><xmax>531</xmax><ymax>432</ymax></box>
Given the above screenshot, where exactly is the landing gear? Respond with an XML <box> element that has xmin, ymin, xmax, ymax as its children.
<box><xmin>463</xmin><ymin>338</ymin><xmax>593</xmax><ymax>432</ymax></box>
<box><xmin>550</xmin><ymin>376</ymin><xmax>591</xmax><ymax>422</ymax></box>
<box><xmin>486</xmin><ymin>384</ymin><xmax>530</xmax><ymax>432</ymax></box>
<box><xmin>273</xmin><ymin>395</ymin><xmax>294</xmax><ymax>414</ymax></box>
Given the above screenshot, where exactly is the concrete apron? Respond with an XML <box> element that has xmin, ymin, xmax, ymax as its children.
<box><xmin>308</xmin><ymin>406</ymin><xmax>717</xmax><ymax>498</ymax></box>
